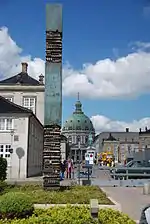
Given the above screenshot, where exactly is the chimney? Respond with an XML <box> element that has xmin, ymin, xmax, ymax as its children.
<box><xmin>39</xmin><ymin>74</ymin><xmax>44</xmax><ymax>85</ymax></box>
<box><xmin>126</xmin><ymin>128</ymin><xmax>129</xmax><ymax>133</ymax></box>
<box><xmin>139</xmin><ymin>128</ymin><xmax>141</xmax><ymax>133</ymax></box>
<box><xmin>145</xmin><ymin>127</ymin><xmax>148</xmax><ymax>132</ymax></box>
<box><xmin>21</xmin><ymin>62</ymin><xmax>28</xmax><ymax>73</ymax></box>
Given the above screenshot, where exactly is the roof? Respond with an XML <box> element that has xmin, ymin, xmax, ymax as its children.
<box><xmin>139</xmin><ymin>128</ymin><xmax>150</xmax><ymax>135</ymax></box>
<box><xmin>62</xmin><ymin>99</ymin><xmax>95</xmax><ymax>133</ymax></box>
<box><xmin>0</xmin><ymin>96</ymin><xmax>43</xmax><ymax>128</ymax></box>
<box><xmin>93</xmin><ymin>131</ymin><xmax>139</xmax><ymax>145</ymax></box>
<box><xmin>0</xmin><ymin>72</ymin><xmax>40</xmax><ymax>86</ymax></box>
<box><xmin>86</xmin><ymin>146</ymin><xmax>96</xmax><ymax>150</ymax></box>
<box><xmin>104</xmin><ymin>133</ymin><xmax>117</xmax><ymax>141</ymax></box>
<box><xmin>0</xmin><ymin>96</ymin><xmax>32</xmax><ymax>114</ymax></box>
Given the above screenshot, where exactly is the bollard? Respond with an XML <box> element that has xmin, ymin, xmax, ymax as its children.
<box><xmin>143</xmin><ymin>183</ymin><xmax>150</xmax><ymax>195</ymax></box>
<box><xmin>90</xmin><ymin>199</ymin><xmax>99</xmax><ymax>219</ymax></box>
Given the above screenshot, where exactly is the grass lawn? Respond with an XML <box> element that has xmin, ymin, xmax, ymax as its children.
<box><xmin>0</xmin><ymin>184</ymin><xmax>113</xmax><ymax>205</ymax></box>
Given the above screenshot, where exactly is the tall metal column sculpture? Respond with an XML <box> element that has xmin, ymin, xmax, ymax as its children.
<box><xmin>43</xmin><ymin>4</ymin><xmax>62</xmax><ymax>189</ymax></box>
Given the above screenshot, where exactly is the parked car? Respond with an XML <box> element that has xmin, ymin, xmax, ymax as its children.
<box><xmin>110</xmin><ymin>160</ymin><xmax>150</xmax><ymax>179</ymax></box>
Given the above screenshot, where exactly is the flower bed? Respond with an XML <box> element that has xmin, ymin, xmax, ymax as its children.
<box><xmin>0</xmin><ymin>184</ymin><xmax>113</xmax><ymax>205</ymax></box>
<box><xmin>0</xmin><ymin>206</ymin><xmax>136</xmax><ymax>224</ymax></box>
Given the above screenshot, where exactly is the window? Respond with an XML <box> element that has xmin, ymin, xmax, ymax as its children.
<box><xmin>23</xmin><ymin>97</ymin><xmax>36</xmax><ymax>113</ymax></box>
<box><xmin>5</xmin><ymin>97</ymin><xmax>13</xmax><ymax>102</ymax></box>
<box><xmin>76</xmin><ymin>126</ymin><xmax>81</xmax><ymax>130</ymax></box>
<box><xmin>68</xmin><ymin>136</ymin><xmax>72</xmax><ymax>143</ymax></box>
<box><xmin>0</xmin><ymin>145</ymin><xmax>11</xmax><ymax>158</ymax></box>
<box><xmin>72</xmin><ymin>136</ymin><xmax>76</xmax><ymax>144</ymax></box>
<box><xmin>0</xmin><ymin>118</ymin><xmax>13</xmax><ymax>131</ymax></box>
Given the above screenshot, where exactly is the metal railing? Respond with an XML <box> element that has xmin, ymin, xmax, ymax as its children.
<box><xmin>110</xmin><ymin>167</ymin><xmax>150</xmax><ymax>180</ymax></box>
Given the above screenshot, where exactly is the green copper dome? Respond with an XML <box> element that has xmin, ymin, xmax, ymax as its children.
<box><xmin>62</xmin><ymin>99</ymin><xmax>95</xmax><ymax>132</ymax></box>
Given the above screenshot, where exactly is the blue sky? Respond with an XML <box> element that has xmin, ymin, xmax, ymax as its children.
<box><xmin>0</xmin><ymin>0</ymin><xmax>150</xmax><ymax>131</ymax></box>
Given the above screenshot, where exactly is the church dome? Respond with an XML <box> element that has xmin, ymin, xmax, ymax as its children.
<box><xmin>62</xmin><ymin>98</ymin><xmax>95</xmax><ymax>132</ymax></box>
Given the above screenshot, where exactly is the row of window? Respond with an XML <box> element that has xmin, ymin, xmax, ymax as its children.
<box><xmin>0</xmin><ymin>97</ymin><xmax>36</xmax><ymax>131</ymax></box>
<box><xmin>5</xmin><ymin>97</ymin><xmax>36</xmax><ymax>113</ymax></box>
<box><xmin>66</xmin><ymin>120</ymin><xmax>88</xmax><ymax>123</ymax></box>
<box><xmin>68</xmin><ymin>135</ymin><xmax>89</xmax><ymax>144</ymax></box>
<box><xmin>0</xmin><ymin>118</ymin><xmax>13</xmax><ymax>131</ymax></box>
<box><xmin>0</xmin><ymin>145</ymin><xmax>11</xmax><ymax>158</ymax></box>
<box><xmin>64</xmin><ymin>126</ymin><xmax>91</xmax><ymax>131</ymax></box>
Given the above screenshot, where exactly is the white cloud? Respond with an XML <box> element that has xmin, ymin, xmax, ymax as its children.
<box><xmin>0</xmin><ymin>27</ymin><xmax>45</xmax><ymax>79</ymax></box>
<box><xmin>1</xmin><ymin>27</ymin><xmax>150</xmax><ymax>100</ymax></box>
<box><xmin>133</xmin><ymin>41</ymin><xmax>150</xmax><ymax>51</ymax></box>
<box><xmin>91</xmin><ymin>115</ymin><xmax>150</xmax><ymax>133</ymax></box>
<box><xmin>0</xmin><ymin>27</ymin><xmax>150</xmax><ymax>132</ymax></box>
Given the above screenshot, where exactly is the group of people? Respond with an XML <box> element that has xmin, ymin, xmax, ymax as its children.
<box><xmin>60</xmin><ymin>158</ymin><xmax>74</xmax><ymax>180</ymax></box>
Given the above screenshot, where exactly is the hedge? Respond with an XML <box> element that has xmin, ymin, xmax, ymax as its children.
<box><xmin>0</xmin><ymin>192</ymin><xmax>34</xmax><ymax>219</ymax></box>
<box><xmin>0</xmin><ymin>158</ymin><xmax>7</xmax><ymax>181</ymax></box>
<box><xmin>0</xmin><ymin>185</ymin><xmax>113</xmax><ymax>205</ymax></box>
<box><xmin>0</xmin><ymin>206</ymin><xmax>136</xmax><ymax>224</ymax></box>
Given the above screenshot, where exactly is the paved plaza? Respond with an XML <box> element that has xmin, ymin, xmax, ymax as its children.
<box><xmin>102</xmin><ymin>186</ymin><xmax>149</xmax><ymax>222</ymax></box>
<box><xmin>93</xmin><ymin>167</ymin><xmax>150</xmax><ymax>222</ymax></box>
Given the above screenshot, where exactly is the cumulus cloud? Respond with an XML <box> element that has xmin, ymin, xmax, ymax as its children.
<box><xmin>1</xmin><ymin>27</ymin><xmax>150</xmax><ymax>99</ymax></box>
<box><xmin>91</xmin><ymin>115</ymin><xmax>150</xmax><ymax>133</ymax></box>
<box><xmin>0</xmin><ymin>27</ymin><xmax>45</xmax><ymax>79</ymax></box>
<box><xmin>1</xmin><ymin>26</ymin><xmax>150</xmax><ymax>132</ymax></box>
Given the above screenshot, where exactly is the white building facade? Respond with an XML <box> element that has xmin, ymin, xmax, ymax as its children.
<box><xmin>0</xmin><ymin>62</ymin><xmax>67</xmax><ymax>178</ymax></box>
<box><xmin>0</xmin><ymin>63</ymin><xmax>44</xmax><ymax>125</ymax></box>
<box><xmin>0</xmin><ymin>96</ymin><xmax>43</xmax><ymax>179</ymax></box>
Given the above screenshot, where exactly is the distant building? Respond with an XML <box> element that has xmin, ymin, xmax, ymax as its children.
<box><xmin>139</xmin><ymin>127</ymin><xmax>150</xmax><ymax>150</ymax></box>
<box><xmin>102</xmin><ymin>133</ymin><xmax>120</xmax><ymax>163</ymax></box>
<box><xmin>62</xmin><ymin>96</ymin><xmax>95</xmax><ymax>162</ymax></box>
<box><xmin>0</xmin><ymin>96</ymin><xmax>43</xmax><ymax>179</ymax></box>
<box><xmin>93</xmin><ymin>128</ymin><xmax>140</xmax><ymax>162</ymax></box>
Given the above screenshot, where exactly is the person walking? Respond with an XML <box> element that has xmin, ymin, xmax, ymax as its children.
<box><xmin>67</xmin><ymin>159</ymin><xmax>73</xmax><ymax>179</ymax></box>
<box><xmin>61</xmin><ymin>160</ymin><xmax>66</xmax><ymax>180</ymax></box>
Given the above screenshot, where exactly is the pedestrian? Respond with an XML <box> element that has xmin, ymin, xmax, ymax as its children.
<box><xmin>60</xmin><ymin>161</ymin><xmax>63</xmax><ymax>180</ymax></box>
<box><xmin>111</xmin><ymin>160</ymin><xmax>115</xmax><ymax>167</ymax></box>
<box><xmin>61</xmin><ymin>160</ymin><xmax>66</xmax><ymax>180</ymax></box>
<box><xmin>67</xmin><ymin>159</ymin><xmax>73</xmax><ymax>179</ymax></box>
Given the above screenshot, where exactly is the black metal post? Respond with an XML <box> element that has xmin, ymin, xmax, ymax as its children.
<box><xmin>87</xmin><ymin>167</ymin><xmax>90</xmax><ymax>181</ymax></box>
